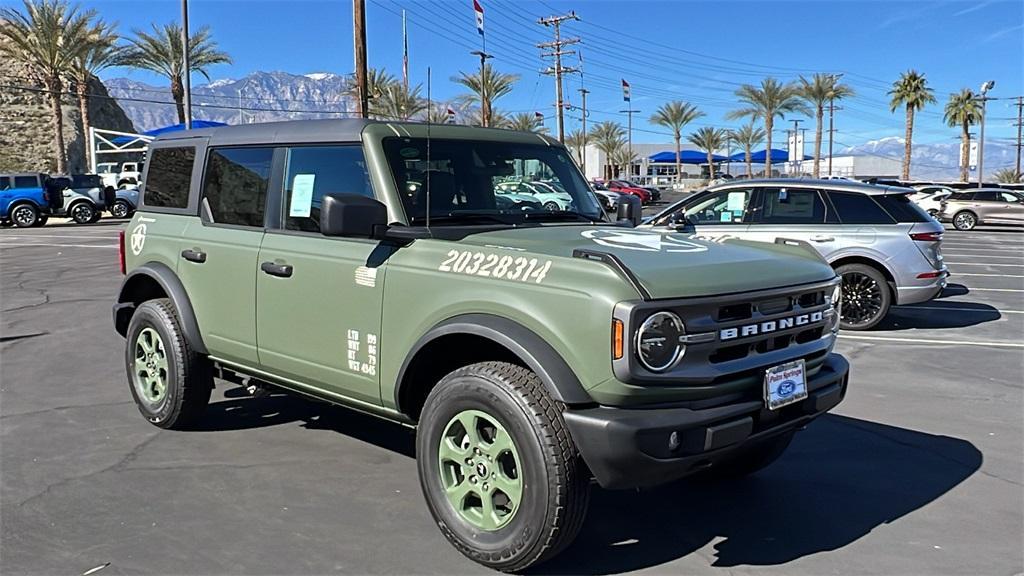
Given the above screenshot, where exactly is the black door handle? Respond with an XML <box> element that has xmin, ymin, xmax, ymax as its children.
<box><xmin>261</xmin><ymin>261</ymin><xmax>293</xmax><ymax>278</ymax></box>
<box><xmin>181</xmin><ymin>249</ymin><xmax>207</xmax><ymax>263</ymax></box>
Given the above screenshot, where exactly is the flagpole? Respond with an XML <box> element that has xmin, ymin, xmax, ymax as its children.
<box><xmin>402</xmin><ymin>9</ymin><xmax>408</xmax><ymax>93</ymax></box>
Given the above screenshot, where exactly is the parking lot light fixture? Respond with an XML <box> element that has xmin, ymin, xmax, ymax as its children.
<box><xmin>978</xmin><ymin>80</ymin><xmax>995</xmax><ymax>187</ymax></box>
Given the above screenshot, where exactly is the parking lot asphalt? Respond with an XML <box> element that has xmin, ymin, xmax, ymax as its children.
<box><xmin>1</xmin><ymin>219</ymin><xmax>1021</xmax><ymax>576</ymax></box>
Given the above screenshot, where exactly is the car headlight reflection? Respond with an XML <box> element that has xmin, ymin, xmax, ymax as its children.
<box><xmin>635</xmin><ymin>311</ymin><xmax>685</xmax><ymax>372</ymax></box>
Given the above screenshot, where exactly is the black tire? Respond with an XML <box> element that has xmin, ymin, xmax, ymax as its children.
<box><xmin>69</xmin><ymin>201</ymin><xmax>96</xmax><ymax>224</ymax></box>
<box><xmin>836</xmin><ymin>263</ymin><xmax>891</xmax><ymax>331</ymax></box>
<box><xmin>33</xmin><ymin>215</ymin><xmax>48</xmax><ymax>227</ymax></box>
<box><xmin>952</xmin><ymin>210</ymin><xmax>977</xmax><ymax>231</ymax></box>
<box><xmin>702</xmin><ymin>432</ymin><xmax>794</xmax><ymax>480</ymax></box>
<box><xmin>543</xmin><ymin>201</ymin><xmax>561</xmax><ymax>212</ymax></box>
<box><xmin>0</xmin><ymin>219</ymin><xmax>11</xmax><ymax>227</ymax></box>
<box><xmin>417</xmin><ymin>361</ymin><xmax>590</xmax><ymax>572</ymax></box>
<box><xmin>124</xmin><ymin>298</ymin><xmax>212</xmax><ymax>429</ymax></box>
<box><xmin>10</xmin><ymin>203</ymin><xmax>38</xmax><ymax>228</ymax></box>
<box><xmin>110</xmin><ymin>199</ymin><xmax>133</xmax><ymax>218</ymax></box>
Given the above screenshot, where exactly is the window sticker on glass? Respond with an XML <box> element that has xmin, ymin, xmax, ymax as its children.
<box><xmin>289</xmin><ymin>174</ymin><xmax>316</xmax><ymax>217</ymax></box>
<box><xmin>727</xmin><ymin>191</ymin><xmax>746</xmax><ymax>212</ymax></box>
<box><xmin>720</xmin><ymin>212</ymin><xmax>732</xmax><ymax>222</ymax></box>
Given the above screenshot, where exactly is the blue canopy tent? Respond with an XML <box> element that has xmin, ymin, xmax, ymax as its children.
<box><xmin>111</xmin><ymin>120</ymin><xmax>227</xmax><ymax>145</ymax></box>
<box><xmin>649</xmin><ymin>150</ymin><xmax>728</xmax><ymax>164</ymax></box>
<box><xmin>728</xmin><ymin>148</ymin><xmax>810</xmax><ymax>163</ymax></box>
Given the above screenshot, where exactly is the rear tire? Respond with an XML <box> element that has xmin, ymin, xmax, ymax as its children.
<box><xmin>836</xmin><ymin>263</ymin><xmax>891</xmax><ymax>331</ymax></box>
<box><xmin>416</xmin><ymin>361</ymin><xmax>590</xmax><ymax>572</ymax></box>
<box><xmin>33</xmin><ymin>215</ymin><xmax>48</xmax><ymax>227</ymax></box>
<box><xmin>70</xmin><ymin>202</ymin><xmax>96</xmax><ymax>224</ymax></box>
<box><xmin>11</xmin><ymin>203</ymin><xmax>38</xmax><ymax>228</ymax></box>
<box><xmin>124</xmin><ymin>298</ymin><xmax>212</xmax><ymax>429</ymax></box>
<box><xmin>953</xmin><ymin>210</ymin><xmax>977</xmax><ymax>230</ymax></box>
<box><xmin>111</xmin><ymin>199</ymin><xmax>132</xmax><ymax>218</ymax></box>
<box><xmin>703</xmin><ymin>432</ymin><xmax>794</xmax><ymax>479</ymax></box>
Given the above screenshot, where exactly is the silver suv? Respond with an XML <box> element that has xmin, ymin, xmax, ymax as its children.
<box><xmin>938</xmin><ymin>188</ymin><xmax>1024</xmax><ymax>230</ymax></box>
<box><xmin>645</xmin><ymin>179</ymin><xmax>947</xmax><ymax>330</ymax></box>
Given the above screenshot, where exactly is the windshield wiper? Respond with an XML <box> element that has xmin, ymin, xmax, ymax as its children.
<box><xmin>521</xmin><ymin>211</ymin><xmax>605</xmax><ymax>223</ymax></box>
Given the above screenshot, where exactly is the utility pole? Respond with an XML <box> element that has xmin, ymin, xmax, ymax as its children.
<box><xmin>578</xmin><ymin>87</ymin><xmax>589</xmax><ymax>174</ymax></box>
<box><xmin>353</xmin><ymin>0</ymin><xmax>369</xmax><ymax>119</ymax></box>
<box><xmin>827</xmin><ymin>100</ymin><xmax>843</xmax><ymax>177</ymax></box>
<box><xmin>470</xmin><ymin>50</ymin><xmax>493</xmax><ymax>127</ymax></box>
<box><xmin>181</xmin><ymin>0</ymin><xmax>191</xmax><ymax>129</ymax></box>
<box><xmin>538</xmin><ymin>12</ymin><xmax>579</xmax><ymax>144</ymax></box>
<box><xmin>1014</xmin><ymin>96</ymin><xmax>1023</xmax><ymax>178</ymax></box>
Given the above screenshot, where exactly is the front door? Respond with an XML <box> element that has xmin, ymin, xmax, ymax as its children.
<box><xmin>993</xmin><ymin>191</ymin><xmax>1024</xmax><ymax>223</ymax></box>
<box><xmin>742</xmin><ymin>187</ymin><xmax>841</xmax><ymax>257</ymax></box>
<box><xmin>255</xmin><ymin>144</ymin><xmax>387</xmax><ymax>405</ymax></box>
<box><xmin>674</xmin><ymin>187</ymin><xmax>755</xmax><ymax>239</ymax></box>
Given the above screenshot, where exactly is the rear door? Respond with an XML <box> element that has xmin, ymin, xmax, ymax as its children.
<box><xmin>743</xmin><ymin>187</ymin><xmax>837</xmax><ymax>255</ymax></box>
<box><xmin>255</xmin><ymin>144</ymin><xmax>386</xmax><ymax>406</ymax></box>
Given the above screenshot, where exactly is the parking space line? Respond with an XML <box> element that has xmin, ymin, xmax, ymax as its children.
<box><xmin>963</xmin><ymin>287</ymin><xmax>1024</xmax><ymax>293</ymax></box>
<box><xmin>898</xmin><ymin>305</ymin><xmax>1024</xmax><ymax>314</ymax></box>
<box><xmin>945</xmin><ymin>262</ymin><xmax>1024</xmax><ymax>267</ymax></box>
<box><xmin>838</xmin><ymin>334</ymin><xmax>1024</xmax><ymax>348</ymax></box>
<box><xmin>950</xmin><ymin>272</ymin><xmax>1024</xmax><ymax>278</ymax></box>
<box><xmin>940</xmin><ymin>253</ymin><xmax>1024</xmax><ymax>259</ymax></box>
<box><xmin>0</xmin><ymin>234</ymin><xmax>121</xmax><ymax>240</ymax></box>
<box><xmin>0</xmin><ymin>243</ymin><xmax>117</xmax><ymax>249</ymax></box>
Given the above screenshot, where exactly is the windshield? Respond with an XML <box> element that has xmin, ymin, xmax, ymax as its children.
<box><xmin>383</xmin><ymin>137</ymin><xmax>603</xmax><ymax>226</ymax></box>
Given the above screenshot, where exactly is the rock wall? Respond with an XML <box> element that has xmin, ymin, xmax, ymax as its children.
<box><xmin>0</xmin><ymin>58</ymin><xmax>136</xmax><ymax>174</ymax></box>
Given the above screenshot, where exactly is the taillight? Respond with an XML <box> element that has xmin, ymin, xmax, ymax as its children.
<box><xmin>118</xmin><ymin>230</ymin><xmax>126</xmax><ymax>274</ymax></box>
<box><xmin>917</xmin><ymin>271</ymin><xmax>944</xmax><ymax>279</ymax></box>
<box><xmin>910</xmin><ymin>232</ymin><xmax>942</xmax><ymax>242</ymax></box>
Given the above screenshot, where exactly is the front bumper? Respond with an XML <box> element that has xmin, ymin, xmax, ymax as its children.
<box><xmin>563</xmin><ymin>353</ymin><xmax>849</xmax><ymax>489</ymax></box>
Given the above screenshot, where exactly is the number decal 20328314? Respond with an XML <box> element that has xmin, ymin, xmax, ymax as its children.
<box><xmin>438</xmin><ymin>250</ymin><xmax>552</xmax><ymax>284</ymax></box>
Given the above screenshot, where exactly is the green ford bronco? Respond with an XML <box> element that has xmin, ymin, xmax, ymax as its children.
<box><xmin>113</xmin><ymin>119</ymin><xmax>849</xmax><ymax>571</ymax></box>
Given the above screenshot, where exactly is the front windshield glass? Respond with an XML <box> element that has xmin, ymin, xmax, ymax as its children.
<box><xmin>383</xmin><ymin>137</ymin><xmax>603</xmax><ymax>226</ymax></box>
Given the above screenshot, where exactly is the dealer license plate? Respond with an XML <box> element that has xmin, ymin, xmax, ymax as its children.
<box><xmin>764</xmin><ymin>360</ymin><xmax>807</xmax><ymax>410</ymax></box>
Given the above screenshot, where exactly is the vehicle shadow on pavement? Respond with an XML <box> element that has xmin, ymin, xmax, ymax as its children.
<box><xmin>937</xmin><ymin>283</ymin><xmax>970</xmax><ymax>298</ymax></box>
<box><xmin>539</xmin><ymin>414</ymin><xmax>981</xmax><ymax>575</ymax></box>
<box><xmin>877</xmin><ymin>301</ymin><xmax>1002</xmax><ymax>331</ymax></box>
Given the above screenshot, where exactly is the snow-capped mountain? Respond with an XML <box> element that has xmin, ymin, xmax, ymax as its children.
<box><xmin>104</xmin><ymin>71</ymin><xmax>351</xmax><ymax>131</ymax></box>
<box><xmin>841</xmin><ymin>136</ymin><xmax>1016</xmax><ymax>180</ymax></box>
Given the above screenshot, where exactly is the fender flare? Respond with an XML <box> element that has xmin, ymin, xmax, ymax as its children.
<box><xmin>113</xmin><ymin>262</ymin><xmax>207</xmax><ymax>354</ymax></box>
<box><xmin>394</xmin><ymin>313</ymin><xmax>593</xmax><ymax>412</ymax></box>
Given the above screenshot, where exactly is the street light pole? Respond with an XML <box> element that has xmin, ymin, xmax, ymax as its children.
<box><xmin>181</xmin><ymin>0</ymin><xmax>191</xmax><ymax>129</ymax></box>
<box><xmin>978</xmin><ymin>80</ymin><xmax>995</xmax><ymax>187</ymax></box>
<box><xmin>470</xmin><ymin>50</ymin><xmax>493</xmax><ymax>127</ymax></box>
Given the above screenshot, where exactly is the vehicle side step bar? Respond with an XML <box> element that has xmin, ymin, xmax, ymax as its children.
<box><xmin>572</xmin><ymin>248</ymin><xmax>652</xmax><ymax>301</ymax></box>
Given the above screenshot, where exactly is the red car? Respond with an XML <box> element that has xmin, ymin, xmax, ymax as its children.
<box><xmin>605</xmin><ymin>180</ymin><xmax>651</xmax><ymax>204</ymax></box>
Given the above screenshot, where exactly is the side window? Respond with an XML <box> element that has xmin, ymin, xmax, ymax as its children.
<box><xmin>283</xmin><ymin>145</ymin><xmax>374</xmax><ymax>232</ymax></box>
<box><xmin>952</xmin><ymin>192</ymin><xmax>974</xmax><ymax>201</ymax></box>
<box><xmin>973</xmin><ymin>191</ymin><xmax>998</xmax><ymax>201</ymax></box>
<box><xmin>202</xmin><ymin>147</ymin><xmax>274</xmax><ymax>227</ymax></box>
<box><xmin>685</xmin><ymin>188</ymin><xmax>752</xmax><ymax>225</ymax></box>
<box><xmin>0</xmin><ymin>178</ymin><xmax>8</xmax><ymax>191</ymax></box>
<box><xmin>828</xmin><ymin>191</ymin><xmax>895</xmax><ymax>224</ymax></box>
<box><xmin>761</xmin><ymin>188</ymin><xmax>826</xmax><ymax>224</ymax></box>
<box><xmin>999</xmin><ymin>192</ymin><xmax>1019</xmax><ymax>203</ymax></box>
<box><xmin>144</xmin><ymin>147</ymin><xmax>195</xmax><ymax>208</ymax></box>
<box><xmin>13</xmin><ymin>176</ymin><xmax>38</xmax><ymax>189</ymax></box>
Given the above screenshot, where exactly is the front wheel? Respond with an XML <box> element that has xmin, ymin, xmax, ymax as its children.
<box><xmin>110</xmin><ymin>199</ymin><xmax>133</xmax><ymax>218</ymax></box>
<box><xmin>836</xmin><ymin>263</ymin><xmax>891</xmax><ymax>330</ymax></box>
<box><xmin>11</xmin><ymin>204</ymin><xmax>38</xmax><ymax>228</ymax></box>
<box><xmin>417</xmin><ymin>362</ymin><xmax>590</xmax><ymax>572</ymax></box>
<box><xmin>70</xmin><ymin>202</ymin><xmax>96</xmax><ymax>224</ymax></box>
<box><xmin>953</xmin><ymin>210</ymin><xmax>977</xmax><ymax>230</ymax></box>
<box><xmin>542</xmin><ymin>201</ymin><xmax>561</xmax><ymax>212</ymax></box>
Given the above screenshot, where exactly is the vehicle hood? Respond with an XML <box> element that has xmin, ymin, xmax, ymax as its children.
<box><xmin>456</xmin><ymin>225</ymin><xmax>835</xmax><ymax>299</ymax></box>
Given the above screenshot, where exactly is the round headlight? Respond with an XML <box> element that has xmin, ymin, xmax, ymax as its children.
<box><xmin>635</xmin><ymin>311</ymin><xmax>685</xmax><ymax>372</ymax></box>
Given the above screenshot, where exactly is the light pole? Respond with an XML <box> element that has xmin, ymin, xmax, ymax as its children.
<box><xmin>470</xmin><ymin>50</ymin><xmax>493</xmax><ymax>127</ymax></box>
<box><xmin>977</xmin><ymin>80</ymin><xmax>995</xmax><ymax>187</ymax></box>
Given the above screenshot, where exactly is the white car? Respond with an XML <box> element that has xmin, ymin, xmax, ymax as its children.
<box><xmin>495</xmin><ymin>181</ymin><xmax>573</xmax><ymax>211</ymax></box>
<box><xmin>96</xmin><ymin>161</ymin><xmax>143</xmax><ymax>189</ymax></box>
<box><xmin>909</xmin><ymin>185</ymin><xmax>955</xmax><ymax>216</ymax></box>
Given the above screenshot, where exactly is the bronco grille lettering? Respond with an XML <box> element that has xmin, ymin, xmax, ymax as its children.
<box><xmin>720</xmin><ymin>310</ymin><xmax>824</xmax><ymax>341</ymax></box>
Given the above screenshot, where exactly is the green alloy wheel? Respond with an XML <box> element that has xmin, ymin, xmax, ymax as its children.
<box><xmin>438</xmin><ymin>409</ymin><xmax>523</xmax><ymax>531</ymax></box>
<box><xmin>132</xmin><ymin>327</ymin><xmax>169</xmax><ymax>408</ymax></box>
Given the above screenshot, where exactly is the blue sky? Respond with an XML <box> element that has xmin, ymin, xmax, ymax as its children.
<box><xmin>9</xmin><ymin>0</ymin><xmax>1022</xmax><ymax>147</ymax></box>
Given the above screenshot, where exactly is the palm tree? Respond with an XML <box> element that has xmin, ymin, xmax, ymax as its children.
<box><xmin>798</xmin><ymin>73</ymin><xmax>854</xmax><ymax>178</ymax></box>
<box><xmin>726</xmin><ymin>77</ymin><xmax>808</xmax><ymax>176</ymax></box>
<box><xmin>372</xmin><ymin>83</ymin><xmax>426</xmax><ymax>121</ymax></box>
<box><xmin>993</xmin><ymin>168</ymin><xmax>1021</xmax><ymax>184</ymax></box>
<box><xmin>609</xmin><ymin>141</ymin><xmax>636</xmax><ymax>178</ymax></box>
<box><xmin>589</xmin><ymin>121</ymin><xmax>626</xmax><ymax>179</ymax></box>
<box><xmin>1</xmin><ymin>0</ymin><xmax>95</xmax><ymax>173</ymax></box>
<box><xmin>686</xmin><ymin>127</ymin><xmax>729</xmax><ymax>180</ymax></box>
<box><xmin>505</xmin><ymin>112</ymin><xmax>548</xmax><ymax>134</ymax></box>
<box><xmin>123</xmin><ymin>23</ymin><xmax>231</xmax><ymax>124</ymax></box>
<box><xmin>649</xmin><ymin>101</ymin><xmax>704</xmax><ymax>184</ymax></box>
<box><xmin>889</xmin><ymin>70</ymin><xmax>936</xmax><ymax>181</ymax></box>
<box><xmin>70</xmin><ymin>17</ymin><xmax>124</xmax><ymax>170</ymax></box>
<box><xmin>453</xmin><ymin>63</ymin><xmax>518</xmax><ymax>128</ymax></box>
<box><xmin>729</xmin><ymin>123</ymin><xmax>766</xmax><ymax>178</ymax></box>
<box><xmin>943</xmin><ymin>88</ymin><xmax>982</xmax><ymax>183</ymax></box>
<box><xmin>565</xmin><ymin>128</ymin><xmax>587</xmax><ymax>164</ymax></box>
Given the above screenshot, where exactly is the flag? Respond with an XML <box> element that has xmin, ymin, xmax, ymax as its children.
<box><xmin>621</xmin><ymin>79</ymin><xmax>631</xmax><ymax>102</ymax></box>
<box><xmin>473</xmin><ymin>0</ymin><xmax>484</xmax><ymax>36</ymax></box>
<box><xmin>534</xmin><ymin>111</ymin><xmax>544</xmax><ymax>120</ymax></box>
<box><xmin>447</xmin><ymin>107</ymin><xmax>456</xmax><ymax>124</ymax></box>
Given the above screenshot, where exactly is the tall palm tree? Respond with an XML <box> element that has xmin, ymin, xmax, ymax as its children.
<box><xmin>943</xmin><ymin>88</ymin><xmax>981</xmax><ymax>183</ymax></box>
<box><xmin>453</xmin><ymin>63</ymin><xmax>518</xmax><ymax>128</ymax></box>
<box><xmin>70</xmin><ymin>17</ymin><xmax>124</xmax><ymax>170</ymax></box>
<box><xmin>589</xmin><ymin>121</ymin><xmax>626</xmax><ymax>180</ymax></box>
<box><xmin>726</xmin><ymin>77</ymin><xmax>808</xmax><ymax>176</ymax></box>
<box><xmin>649</xmin><ymin>101</ymin><xmax>704</xmax><ymax>184</ymax></box>
<box><xmin>505</xmin><ymin>112</ymin><xmax>548</xmax><ymax>134</ymax></box>
<box><xmin>565</xmin><ymin>128</ymin><xmax>587</xmax><ymax>164</ymax></box>
<box><xmin>798</xmin><ymin>73</ymin><xmax>854</xmax><ymax>178</ymax></box>
<box><xmin>889</xmin><ymin>69</ymin><xmax>936</xmax><ymax>181</ymax></box>
<box><xmin>686</xmin><ymin>127</ymin><xmax>729</xmax><ymax>181</ymax></box>
<box><xmin>123</xmin><ymin>23</ymin><xmax>231</xmax><ymax>124</ymax></box>
<box><xmin>372</xmin><ymin>82</ymin><xmax>426</xmax><ymax>121</ymax></box>
<box><xmin>729</xmin><ymin>122</ymin><xmax>766</xmax><ymax>178</ymax></box>
<box><xmin>609</xmin><ymin>141</ymin><xmax>636</xmax><ymax>178</ymax></box>
<box><xmin>0</xmin><ymin>0</ymin><xmax>95</xmax><ymax>173</ymax></box>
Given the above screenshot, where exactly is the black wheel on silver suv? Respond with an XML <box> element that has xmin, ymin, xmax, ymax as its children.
<box><xmin>110</xmin><ymin>199</ymin><xmax>133</xmax><ymax>218</ymax></box>
<box><xmin>952</xmin><ymin>210</ymin><xmax>977</xmax><ymax>230</ymax></box>
<box><xmin>416</xmin><ymin>361</ymin><xmax>590</xmax><ymax>572</ymax></box>
<box><xmin>836</xmin><ymin>263</ymin><xmax>891</xmax><ymax>331</ymax></box>
<box><xmin>124</xmin><ymin>298</ymin><xmax>213</xmax><ymax>429</ymax></box>
<box><xmin>70</xmin><ymin>201</ymin><xmax>96</xmax><ymax>224</ymax></box>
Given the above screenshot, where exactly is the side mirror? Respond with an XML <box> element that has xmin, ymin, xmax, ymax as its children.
<box><xmin>616</xmin><ymin>194</ymin><xmax>642</xmax><ymax>227</ymax></box>
<box><xmin>320</xmin><ymin>193</ymin><xmax>388</xmax><ymax>238</ymax></box>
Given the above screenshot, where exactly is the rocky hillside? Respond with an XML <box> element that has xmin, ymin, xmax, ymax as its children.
<box><xmin>105</xmin><ymin>71</ymin><xmax>352</xmax><ymax>131</ymax></box>
<box><xmin>0</xmin><ymin>59</ymin><xmax>136</xmax><ymax>174</ymax></box>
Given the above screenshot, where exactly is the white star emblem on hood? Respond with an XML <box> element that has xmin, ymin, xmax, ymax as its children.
<box><xmin>581</xmin><ymin>229</ymin><xmax>708</xmax><ymax>253</ymax></box>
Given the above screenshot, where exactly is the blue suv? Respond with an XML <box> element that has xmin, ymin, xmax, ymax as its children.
<box><xmin>0</xmin><ymin>173</ymin><xmax>54</xmax><ymax>228</ymax></box>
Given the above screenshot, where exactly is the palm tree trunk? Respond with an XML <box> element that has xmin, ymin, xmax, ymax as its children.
<box><xmin>903</xmin><ymin>104</ymin><xmax>914</xmax><ymax>181</ymax></box>
<box><xmin>171</xmin><ymin>75</ymin><xmax>186</xmax><ymax>125</ymax></box>
<box><xmin>764</xmin><ymin>117</ymin><xmax>773</xmax><ymax>176</ymax></box>
<box><xmin>77</xmin><ymin>80</ymin><xmax>92</xmax><ymax>172</ymax></box>
<box><xmin>707</xmin><ymin>151</ymin><xmax>715</xmax><ymax>180</ymax></box>
<box><xmin>45</xmin><ymin>76</ymin><xmax>68</xmax><ymax>174</ymax></box>
<box><xmin>960</xmin><ymin>122</ymin><xmax>969</xmax><ymax>182</ymax></box>
<box><xmin>745</xmin><ymin>144</ymin><xmax>752</xmax><ymax>178</ymax></box>
<box><xmin>674</xmin><ymin>133</ymin><xmax>681</xmax><ymax>185</ymax></box>
<box><xmin>813</xmin><ymin>105</ymin><xmax>824</xmax><ymax>178</ymax></box>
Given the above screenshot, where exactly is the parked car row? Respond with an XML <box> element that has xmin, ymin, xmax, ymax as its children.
<box><xmin>0</xmin><ymin>172</ymin><xmax>138</xmax><ymax>228</ymax></box>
